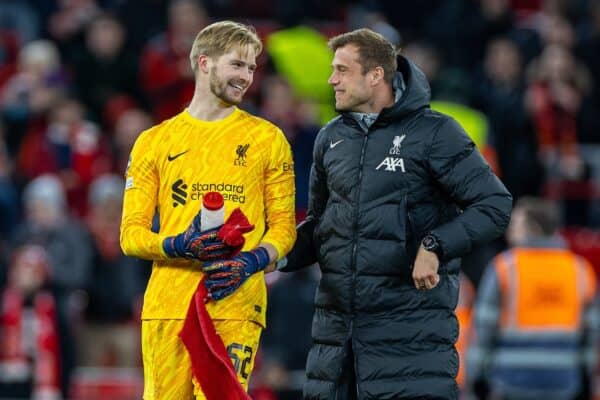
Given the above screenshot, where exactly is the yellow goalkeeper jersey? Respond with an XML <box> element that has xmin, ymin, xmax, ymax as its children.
<box><xmin>120</xmin><ymin>108</ymin><xmax>296</xmax><ymax>326</ymax></box>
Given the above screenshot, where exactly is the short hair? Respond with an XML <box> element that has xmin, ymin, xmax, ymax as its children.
<box><xmin>23</xmin><ymin>174</ymin><xmax>66</xmax><ymax>212</ymax></box>
<box><xmin>328</xmin><ymin>28</ymin><xmax>398</xmax><ymax>84</ymax></box>
<box><xmin>515</xmin><ymin>196</ymin><xmax>561</xmax><ymax>236</ymax></box>
<box><xmin>189</xmin><ymin>21</ymin><xmax>262</xmax><ymax>73</ymax></box>
<box><xmin>89</xmin><ymin>174</ymin><xmax>124</xmax><ymax>207</ymax></box>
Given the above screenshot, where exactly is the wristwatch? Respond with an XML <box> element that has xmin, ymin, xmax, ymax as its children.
<box><xmin>422</xmin><ymin>234</ymin><xmax>443</xmax><ymax>259</ymax></box>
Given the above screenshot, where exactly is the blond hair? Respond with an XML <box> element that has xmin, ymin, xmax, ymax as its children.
<box><xmin>189</xmin><ymin>21</ymin><xmax>262</xmax><ymax>73</ymax></box>
<box><xmin>328</xmin><ymin>28</ymin><xmax>397</xmax><ymax>85</ymax></box>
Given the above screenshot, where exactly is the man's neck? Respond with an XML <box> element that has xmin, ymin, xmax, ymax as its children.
<box><xmin>187</xmin><ymin>88</ymin><xmax>236</xmax><ymax>121</ymax></box>
<box><xmin>356</xmin><ymin>84</ymin><xmax>395</xmax><ymax>114</ymax></box>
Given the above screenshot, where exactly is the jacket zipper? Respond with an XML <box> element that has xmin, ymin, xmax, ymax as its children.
<box><xmin>351</xmin><ymin>134</ymin><xmax>368</xmax><ymax>315</ymax></box>
<box><xmin>346</xmin><ymin>133</ymin><xmax>368</xmax><ymax>399</ymax></box>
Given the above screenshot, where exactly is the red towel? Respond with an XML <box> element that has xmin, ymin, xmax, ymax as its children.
<box><xmin>217</xmin><ymin>208</ymin><xmax>255</xmax><ymax>253</ymax></box>
<box><xmin>180</xmin><ymin>282</ymin><xmax>250</xmax><ymax>399</ymax></box>
<box><xmin>179</xmin><ymin>208</ymin><xmax>254</xmax><ymax>399</ymax></box>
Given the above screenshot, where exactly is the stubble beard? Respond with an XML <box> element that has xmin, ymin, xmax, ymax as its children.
<box><xmin>209</xmin><ymin>67</ymin><xmax>242</xmax><ymax>106</ymax></box>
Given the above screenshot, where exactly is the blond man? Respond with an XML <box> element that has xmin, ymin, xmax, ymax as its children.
<box><xmin>120</xmin><ymin>21</ymin><xmax>296</xmax><ymax>399</ymax></box>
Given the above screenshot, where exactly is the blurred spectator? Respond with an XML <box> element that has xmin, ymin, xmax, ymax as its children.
<box><xmin>474</xmin><ymin>37</ymin><xmax>543</xmax><ymax>200</ymax></box>
<box><xmin>14</xmin><ymin>174</ymin><xmax>93</xmax><ymax>294</ymax></box>
<box><xmin>72</xmin><ymin>13</ymin><xmax>139</xmax><ymax>123</ymax></box>
<box><xmin>466</xmin><ymin>197</ymin><xmax>599</xmax><ymax>399</ymax></box>
<box><xmin>47</xmin><ymin>0</ymin><xmax>100</xmax><ymax>59</ymax></box>
<box><xmin>0</xmin><ymin>123</ymin><xmax>19</xmax><ymax>244</ymax></box>
<box><xmin>455</xmin><ymin>273</ymin><xmax>475</xmax><ymax>395</ymax></box>
<box><xmin>258</xmin><ymin>75</ymin><xmax>319</xmax><ymax>218</ymax></box>
<box><xmin>355</xmin><ymin>1</ymin><xmax>441</xmax><ymax>45</ymax></box>
<box><xmin>16</xmin><ymin>97</ymin><xmax>113</xmax><ymax>216</ymax></box>
<box><xmin>402</xmin><ymin>41</ymin><xmax>444</xmax><ymax>98</ymax></box>
<box><xmin>114</xmin><ymin>0</ymin><xmax>168</xmax><ymax>53</ymax></box>
<box><xmin>539</xmin><ymin>13</ymin><xmax>576</xmax><ymax>48</ymax></box>
<box><xmin>12</xmin><ymin>174</ymin><xmax>94</xmax><ymax>395</ymax></box>
<box><xmin>0</xmin><ymin>245</ymin><xmax>62</xmax><ymax>400</ymax></box>
<box><xmin>139</xmin><ymin>0</ymin><xmax>208</xmax><ymax>120</ymax></box>
<box><xmin>0</xmin><ymin>0</ymin><xmax>40</xmax><ymax>43</ymax></box>
<box><xmin>575</xmin><ymin>0</ymin><xmax>600</xmax><ymax>109</ymax></box>
<box><xmin>111</xmin><ymin>107</ymin><xmax>153</xmax><ymax>175</ymax></box>
<box><xmin>424</xmin><ymin>0</ymin><xmax>514</xmax><ymax>70</ymax></box>
<box><xmin>525</xmin><ymin>44</ymin><xmax>598</xmax><ymax>224</ymax></box>
<box><xmin>78</xmin><ymin>174</ymin><xmax>149</xmax><ymax>368</ymax></box>
<box><xmin>347</xmin><ymin>8</ymin><xmax>401</xmax><ymax>47</ymax></box>
<box><xmin>0</xmin><ymin>40</ymin><xmax>68</xmax><ymax>154</ymax></box>
<box><xmin>0</xmin><ymin>29</ymin><xmax>21</xmax><ymax>90</ymax></box>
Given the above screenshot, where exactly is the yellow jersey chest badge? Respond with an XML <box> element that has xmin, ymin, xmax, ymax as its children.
<box><xmin>234</xmin><ymin>144</ymin><xmax>250</xmax><ymax>166</ymax></box>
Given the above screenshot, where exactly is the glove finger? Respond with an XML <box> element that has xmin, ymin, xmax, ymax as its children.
<box><xmin>199</xmin><ymin>248</ymin><xmax>240</xmax><ymax>261</ymax></box>
<box><xmin>207</xmin><ymin>277</ymin><xmax>241</xmax><ymax>290</ymax></box>
<box><xmin>200</xmin><ymin>244</ymin><xmax>229</xmax><ymax>255</ymax></box>
<box><xmin>197</xmin><ymin>230</ymin><xmax>219</xmax><ymax>242</ymax></box>
<box><xmin>205</xmin><ymin>279</ymin><xmax>240</xmax><ymax>292</ymax></box>
<box><xmin>202</xmin><ymin>261</ymin><xmax>227</xmax><ymax>273</ymax></box>
<box><xmin>209</xmin><ymin>283</ymin><xmax>239</xmax><ymax>301</ymax></box>
<box><xmin>206</xmin><ymin>271</ymin><xmax>237</xmax><ymax>280</ymax></box>
<box><xmin>202</xmin><ymin>259</ymin><xmax>243</xmax><ymax>273</ymax></box>
<box><xmin>205</xmin><ymin>275</ymin><xmax>238</xmax><ymax>288</ymax></box>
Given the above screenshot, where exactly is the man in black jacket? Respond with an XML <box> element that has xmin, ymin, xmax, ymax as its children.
<box><xmin>281</xmin><ymin>28</ymin><xmax>513</xmax><ymax>399</ymax></box>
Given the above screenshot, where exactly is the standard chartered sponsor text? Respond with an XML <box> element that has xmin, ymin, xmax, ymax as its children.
<box><xmin>190</xmin><ymin>182</ymin><xmax>246</xmax><ymax>203</ymax></box>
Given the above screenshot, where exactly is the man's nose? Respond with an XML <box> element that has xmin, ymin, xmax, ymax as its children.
<box><xmin>240</xmin><ymin>67</ymin><xmax>252</xmax><ymax>83</ymax></box>
<box><xmin>328</xmin><ymin>73</ymin><xmax>337</xmax><ymax>86</ymax></box>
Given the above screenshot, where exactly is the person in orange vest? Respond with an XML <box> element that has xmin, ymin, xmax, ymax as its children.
<box><xmin>466</xmin><ymin>196</ymin><xmax>599</xmax><ymax>399</ymax></box>
<box><xmin>456</xmin><ymin>273</ymin><xmax>476</xmax><ymax>394</ymax></box>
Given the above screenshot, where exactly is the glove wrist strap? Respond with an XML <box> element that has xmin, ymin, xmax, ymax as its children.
<box><xmin>250</xmin><ymin>247</ymin><xmax>271</xmax><ymax>273</ymax></box>
<box><xmin>163</xmin><ymin>235</ymin><xmax>186</xmax><ymax>258</ymax></box>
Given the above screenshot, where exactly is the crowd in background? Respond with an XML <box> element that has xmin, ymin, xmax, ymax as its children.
<box><xmin>0</xmin><ymin>0</ymin><xmax>599</xmax><ymax>399</ymax></box>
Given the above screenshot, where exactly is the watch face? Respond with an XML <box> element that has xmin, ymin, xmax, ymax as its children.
<box><xmin>423</xmin><ymin>236</ymin><xmax>436</xmax><ymax>250</ymax></box>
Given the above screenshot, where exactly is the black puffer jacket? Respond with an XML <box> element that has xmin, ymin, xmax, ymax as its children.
<box><xmin>284</xmin><ymin>56</ymin><xmax>512</xmax><ymax>399</ymax></box>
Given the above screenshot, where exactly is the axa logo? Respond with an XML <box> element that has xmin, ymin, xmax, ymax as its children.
<box><xmin>376</xmin><ymin>157</ymin><xmax>406</xmax><ymax>172</ymax></box>
<box><xmin>389</xmin><ymin>134</ymin><xmax>405</xmax><ymax>155</ymax></box>
<box><xmin>234</xmin><ymin>144</ymin><xmax>250</xmax><ymax>166</ymax></box>
<box><xmin>171</xmin><ymin>179</ymin><xmax>188</xmax><ymax>207</ymax></box>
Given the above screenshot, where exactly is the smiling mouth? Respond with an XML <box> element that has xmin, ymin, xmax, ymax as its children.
<box><xmin>229</xmin><ymin>83</ymin><xmax>245</xmax><ymax>91</ymax></box>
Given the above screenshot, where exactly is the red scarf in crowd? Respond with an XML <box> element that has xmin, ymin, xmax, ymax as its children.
<box><xmin>180</xmin><ymin>208</ymin><xmax>254</xmax><ymax>400</ymax></box>
<box><xmin>0</xmin><ymin>288</ymin><xmax>62</xmax><ymax>399</ymax></box>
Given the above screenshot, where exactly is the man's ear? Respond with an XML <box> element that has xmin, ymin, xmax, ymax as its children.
<box><xmin>197</xmin><ymin>54</ymin><xmax>210</xmax><ymax>74</ymax></box>
<box><xmin>370</xmin><ymin>66</ymin><xmax>385</xmax><ymax>86</ymax></box>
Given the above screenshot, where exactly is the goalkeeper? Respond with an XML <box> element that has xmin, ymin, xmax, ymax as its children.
<box><xmin>120</xmin><ymin>21</ymin><xmax>296</xmax><ymax>399</ymax></box>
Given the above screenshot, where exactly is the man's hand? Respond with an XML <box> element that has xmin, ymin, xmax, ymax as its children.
<box><xmin>412</xmin><ymin>244</ymin><xmax>440</xmax><ymax>290</ymax></box>
<box><xmin>203</xmin><ymin>247</ymin><xmax>270</xmax><ymax>300</ymax></box>
<box><xmin>162</xmin><ymin>214</ymin><xmax>237</xmax><ymax>261</ymax></box>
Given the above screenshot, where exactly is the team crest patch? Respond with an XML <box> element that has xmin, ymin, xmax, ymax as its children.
<box><xmin>234</xmin><ymin>144</ymin><xmax>249</xmax><ymax>166</ymax></box>
<box><xmin>389</xmin><ymin>135</ymin><xmax>405</xmax><ymax>155</ymax></box>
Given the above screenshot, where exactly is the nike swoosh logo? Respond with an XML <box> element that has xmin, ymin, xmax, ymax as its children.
<box><xmin>330</xmin><ymin>139</ymin><xmax>344</xmax><ymax>149</ymax></box>
<box><xmin>167</xmin><ymin>150</ymin><xmax>189</xmax><ymax>161</ymax></box>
